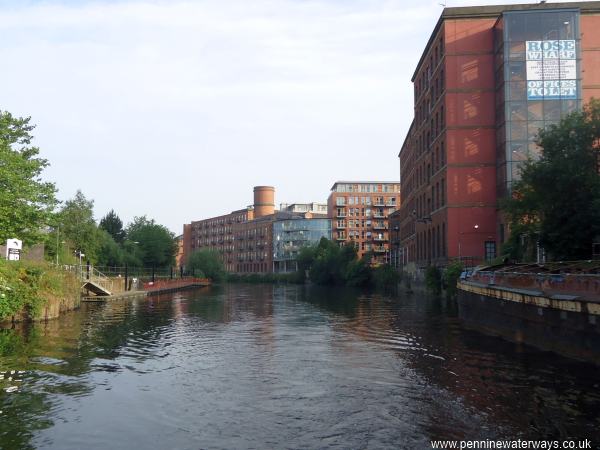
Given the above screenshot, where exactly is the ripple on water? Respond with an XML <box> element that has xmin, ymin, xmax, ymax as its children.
<box><xmin>1</xmin><ymin>284</ymin><xmax>599</xmax><ymax>449</ymax></box>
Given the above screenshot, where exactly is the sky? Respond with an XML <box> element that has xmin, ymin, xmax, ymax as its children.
<box><xmin>0</xmin><ymin>0</ymin><xmax>587</xmax><ymax>234</ymax></box>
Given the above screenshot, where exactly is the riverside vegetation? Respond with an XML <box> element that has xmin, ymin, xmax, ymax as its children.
<box><xmin>188</xmin><ymin>238</ymin><xmax>401</xmax><ymax>289</ymax></box>
<box><xmin>0</xmin><ymin>258</ymin><xmax>79</xmax><ymax>322</ymax></box>
<box><xmin>1</xmin><ymin>110</ymin><xmax>178</xmax><ymax>321</ymax></box>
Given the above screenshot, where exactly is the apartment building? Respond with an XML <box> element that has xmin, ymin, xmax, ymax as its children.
<box><xmin>327</xmin><ymin>181</ymin><xmax>401</xmax><ymax>265</ymax></box>
<box><xmin>183</xmin><ymin>186</ymin><xmax>330</xmax><ymax>274</ymax></box>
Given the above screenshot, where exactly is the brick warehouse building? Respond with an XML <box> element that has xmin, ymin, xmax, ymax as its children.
<box><xmin>327</xmin><ymin>181</ymin><xmax>401</xmax><ymax>265</ymax></box>
<box><xmin>397</xmin><ymin>2</ymin><xmax>600</xmax><ymax>271</ymax></box>
<box><xmin>182</xmin><ymin>187</ymin><xmax>330</xmax><ymax>273</ymax></box>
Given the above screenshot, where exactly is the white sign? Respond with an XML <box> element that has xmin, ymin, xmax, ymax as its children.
<box><xmin>6</xmin><ymin>238</ymin><xmax>22</xmax><ymax>261</ymax></box>
<box><xmin>526</xmin><ymin>40</ymin><xmax>577</xmax><ymax>100</ymax></box>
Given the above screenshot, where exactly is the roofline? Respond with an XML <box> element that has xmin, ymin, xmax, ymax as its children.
<box><xmin>411</xmin><ymin>2</ymin><xmax>600</xmax><ymax>81</ymax></box>
<box><xmin>330</xmin><ymin>181</ymin><xmax>401</xmax><ymax>191</ymax></box>
<box><xmin>399</xmin><ymin>119</ymin><xmax>415</xmax><ymax>157</ymax></box>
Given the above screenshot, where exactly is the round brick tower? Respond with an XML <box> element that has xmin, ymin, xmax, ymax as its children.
<box><xmin>253</xmin><ymin>186</ymin><xmax>275</xmax><ymax>218</ymax></box>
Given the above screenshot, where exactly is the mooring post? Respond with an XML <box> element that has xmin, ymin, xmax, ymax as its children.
<box><xmin>86</xmin><ymin>260</ymin><xmax>90</xmax><ymax>280</ymax></box>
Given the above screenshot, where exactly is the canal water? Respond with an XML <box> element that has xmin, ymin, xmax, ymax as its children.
<box><xmin>0</xmin><ymin>284</ymin><xmax>599</xmax><ymax>449</ymax></box>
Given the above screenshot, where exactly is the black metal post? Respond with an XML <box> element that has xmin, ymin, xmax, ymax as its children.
<box><xmin>152</xmin><ymin>265</ymin><xmax>155</xmax><ymax>283</ymax></box>
<box><xmin>170</xmin><ymin>266</ymin><xmax>173</xmax><ymax>280</ymax></box>
<box><xmin>86</xmin><ymin>260</ymin><xmax>90</xmax><ymax>280</ymax></box>
<box><xmin>180</xmin><ymin>266</ymin><xmax>183</xmax><ymax>279</ymax></box>
<box><xmin>124</xmin><ymin>264</ymin><xmax>128</xmax><ymax>291</ymax></box>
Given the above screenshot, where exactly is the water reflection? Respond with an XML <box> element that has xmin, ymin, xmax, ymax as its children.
<box><xmin>0</xmin><ymin>284</ymin><xmax>598</xmax><ymax>449</ymax></box>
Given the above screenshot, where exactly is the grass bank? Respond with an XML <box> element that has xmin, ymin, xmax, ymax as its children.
<box><xmin>0</xmin><ymin>259</ymin><xmax>80</xmax><ymax>323</ymax></box>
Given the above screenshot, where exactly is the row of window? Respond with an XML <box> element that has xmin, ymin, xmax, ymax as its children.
<box><xmin>192</xmin><ymin>213</ymin><xmax>247</xmax><ymax>230</ymax></box>
<box><xmin>414</xmin><ymin>34</ymin><xmax>445</xmax><ymax>101</ymax></box>
<box><xmin>416</xmin><ymin>223</ymin><xmax>447</xmax><ymax>262</ymax></box>
<box><xmin>335</xmin><ymin>196</ymin><xmax>398</xmax><ymax>206</ymax></box>
<box><xmin>415</xmin><ymin>178</ymin><xmax>446</xmax><ymax>219</ymax></box>
<box><xmin>334</xmin><ymin>184</ymin><xmax>400</xmax><ymax>193</ymax></box>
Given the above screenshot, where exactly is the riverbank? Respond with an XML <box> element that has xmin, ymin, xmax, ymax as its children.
<box><xmin>0</xmin><ymin>259</ymin><xmax>80</xmax><ymax>324</ymax></box>
<box><xmin>457</xmin><ymin>279</ymin><xmax>600</xmax><ymax>364</ymax></box>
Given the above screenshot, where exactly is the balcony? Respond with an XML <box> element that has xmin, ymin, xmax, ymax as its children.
<box><xmin>373</xmin><ymin>212</ymin><xmax>386</xmax><ymax>218</ymax></box>
<box><xmin>336</xmin><ymin>212</ymin><xmax>347</xmax><ymax>218</ymax></box>
<box><xmin>335</xmin><ymin>223</ymin><xmax>346</xmax><ymax>229</ymax></box>
<box><xmin>373</xmin><ymin>246</ymin><xmax>386</xmax><ymax>253</ymax></box>
<box><xmin>373</xmin><ymin>201</ymin><xmax>385</xmax><ymax>207</ymax></box>
<box><xmin>372</xmin><ymin>224</ymin><xmax>387</xmax><ymax>230</ymax></box>
<box><xmin>373</xmin><ymin>236</ymin><xmax>386</xmax><ymax>242</ymax></box>
<box><xmin>336</xmin><ymin>236</ymin><xmax>346</xmax><ymax>241</ymax></box>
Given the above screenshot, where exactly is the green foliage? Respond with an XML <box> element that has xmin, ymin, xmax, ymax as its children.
<box><xmin>99</xmin><ymin>209</ymin><xmax>125</xmax><ymax>244</ymax></box>
<box><xmin>442</xmin><ymin>261</ymin><xmax>463</xmax><ymax>299</ymax></box>
<box><xmin>296</xmin><ymin>246</ymin><xmax>316</xmax><ymax>273</ymax></box>
<box><xmin>127</xmin><ymin>216</ymin><xmax>177</xmax><ymax>268</ymax></box>
<box><xmin>0</xmin><ymin>111</ymin><xmax>58</xmax><ymax>243</ymax></box>
<box><xmin>187</xmin><ymin>248</ymin><xmax>226</xmax><ymax>282</ymax></box>
<box><xmin>424</xmin><ymin>265</ymin><xmax>442</xmax><ymax>295</ymax></box>
<box><xmin>0</xmin><ymin>259</ymin><xmax>78</xmax><ymax>320</ymax></box>
<box><xmin>299</xmin><ymin>238</ymin><xmax>388</xmax><ymax>288</ymax></box>
<box><xmin>58</xmin><ymin>190</ymin><xmax>99</xmax><ymax>262</ymax></box>
<box><xmin>96</xmin><ymin>229</ymin><xmax>125</xmax><ymax>267</ymax></box>
<box><xmin>502</xmin><ymin>99</ymin><xmax>600</xmax><ymax>261</ymax></box>
<box><xmin>344</xmin><ymin>258</ymin><xmax>372</xmax><ymax>287</ymax></box>
<box><xmin>372</xmin><ymin>265</ymin><xmax>401</xmax><ymax>289</ymax></box>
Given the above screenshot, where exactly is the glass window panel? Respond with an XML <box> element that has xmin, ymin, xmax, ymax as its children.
<box><xmin>509</xmin><ymin>101</ymin><xmax>527</xmax><ymax>121</ymax></box>
<box><xmin>507</xmin><ymin>14</ymin><xmax>527</xmax><ymax>42</ymax></box>
<box><xmin>528</xmin><ymin>101</ymin><xmax>543</xmax><ymax>121</ymax></box>
<box><xmin>528</xmin><ymin>121</ymin><xmax>545</xmax><ymax>142</ymax></box>
<box><xmin>541</xmin><ymin>13</ymin><xmax>559</xmax><ymax>41</ymax></box>
<box><xmin>508</xmin><ymin>81</ymin><xmax>526</xmax><ymax>101</ymax></box>
<box><xmin>511</xmin><ymin>161</ymin><xmax>525</xmax><ymax>181</ymax></box>
<box><xmin>544</xmin><ymin>100</ymin><xmax>561</xmax><ymax>123</ymax></box>
<box><xmin>508</xmin><ymin>41</ymin><xmax>525</xmax><ymax>60</ymax></box>
<box><xmin>508</xmin><ymin>61</ymin><xmax>525</xmax><ymax>81</ymax></box>
<box><xmin>510</xmin><ymin>142</ymin><xmax>527</xmax><ymax>162</ymax></box>
<box><xmin>561</xmin><ymin>100</ymin><xmax>577</xmax><ymax>117</ymax></box>
<box><xmin>525</xmin><ymin>13</ymin><xmax>543</xmax><ymax>41</ymax></box>
<box><xmin>558</xmin><ymin>12</ymin><xmax>576</xmax><ymax>39</ymax></box>
<box><xmin>510</xmin><ymin>121</ymin><xmax>527</xmax><ymax>141</ymax></box>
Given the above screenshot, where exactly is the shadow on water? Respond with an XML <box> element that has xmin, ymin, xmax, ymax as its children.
<box><xmin>289</xmin><ymin>284</ymin><xmax>600</xmax><ymax>443</ymax></box>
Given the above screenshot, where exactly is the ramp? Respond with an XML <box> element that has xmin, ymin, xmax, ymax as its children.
<box><xmin>82</xmin><ymin>280</ymin><xmax>112</xmax><ymax>296</ymax></box>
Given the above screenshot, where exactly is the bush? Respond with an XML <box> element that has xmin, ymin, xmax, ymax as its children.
<box><xmin>0</xmin><ymin>259</ymin><xmax>78</xmax><ymax>320</ymax></box>
<box><xmin>373</xmin><ymin>265</ymin><xmax>401</xmax><ymax>289</ymax></box>
<box><xmin>187</xmin><ymin>249</ymin><xmax>226</xmax><ymax>282</ymax></box>
<box><xmin>425</xmin><ymin>265</ymin><xmax>442</xmax><ymax>295</ymax></box>
<box><xmin>442</xmin><ymin>262</ymin><xmax>463</xmax><ymax>299</ymax></box>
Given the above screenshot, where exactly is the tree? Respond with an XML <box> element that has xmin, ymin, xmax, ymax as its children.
<box><xmin>502</xmin><ymin>99</ymin><xmax>600</xmax><ymax>261</ymax></box>
<box><xmin>0</xmin><ymin>111</ymin><xmax>57</xmax><ymax>243</ymax></box>
<box><xmin>126</xmin><ymin>216</ymin><xmax>176</xmax><ymax>268</ymax></box>
<box><xmin>58</xmin><ymin>190</ymin><xmax>99</xmax><ymax>261</ymax></box>
<box><xmin>96</xmin><ymin>230</ymin><xmax>125</xmax><ymax>267</ymax></box>
<box><xmin>99</xmin><ymin>210</ymin><xmax>125</xmax><ymax>244</ymax></box>
<box><xmin>187</xmin><ymin>249</ymin><xmax>225</xmax><ymax>281</ymax></box>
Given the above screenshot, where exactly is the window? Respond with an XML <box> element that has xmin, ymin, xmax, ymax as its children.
<box><xmin>485</xmin><ymin>241</ymin><xmax>497</xmax><ymax>262</ymax></box>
